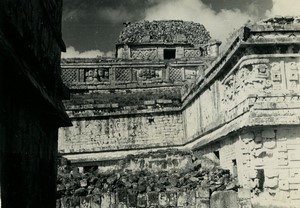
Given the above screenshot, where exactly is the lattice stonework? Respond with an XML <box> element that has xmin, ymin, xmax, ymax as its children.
<box><xmin>131</xmin><ymin>49</ymin><xmax>158</xmax><ymax>60</ymax></box>
<box><xmin>169</xmin><ymin>67</ymin><xmax>182</xmax><ymax>81</ymax></box>
<box><xmin>115</xmin><ymin>68</ymin><xmax>131</xmax><ymax>82</ymax></box>
<box><xmin>61</xmin><ymin>68</ymin><xmax>78</xmax><ymax>83</ymax></box>
<box><xmin>184</xmin><ymin>49</ymin><xmax>202</xmax><ymax>58</ymax></box>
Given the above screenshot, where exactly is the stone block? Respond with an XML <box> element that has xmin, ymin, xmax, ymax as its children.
<box><xmin>167</xmin><ymin>192</ymin><xmax>177</xmax><ymax>207</ymax></box>
<box><xmin>264</xmin><ymin>177</ymin><xmax>278</xmax><ymax>188</ymax></box>
<box><xmin>111</xmin><ymin>192</ymin><xmax>116</xmax><ymax>206</ymax></box>
<box><xmin>279</xmin><ymin>169</ymin><xmax>289</xmax><ymax>180</ymax></box>
<box><xmin>127</xmin><ymin>193</ymin><xmax>137</xmax><ymax>208</ymax></box>
<box><xmin>195</xmin><ymin>198</ymin><xmax>209</xmax><ymax>208</ymax></box>
<box><xmin>262</xmin><ymin>129</ymin><xmax>276</xmax><ymax>138</ymax></box>
<box><xmin>290</xmin><ymin>188</ymin><xmax>300</xmax><ymax>200</ymax></box>
<box><xmin>101</xmin><ymin>193</ymin><xmax>111</xmax><ymax>208</ymax></box>
<box><xmin>279</xmin><ymin>180</ymin><xmax>289</xmax><ymax>191</ymax></box>
<box><xmin>278</xmin><ymin>143</ymin><xmax>287</xmax><ymax>152</ymax></box>
<box><xmin>289</xmin><ymin>150</ymin><xmax>300</xmax><ymax>161</ymax></box>
<box><xmin>265</xmin><ymin>169</ymin><xmax>279</xmax><ymax>178</ymax></box>
<box><xmin>80</xmin><ymin>179</ymin><xmax>88</xmax><ymax>187</ymax></box>
<box><xmin>117</xmin><ymin>203</ymin><xmax>127</xmax><ymax>208</ymax></box>
<box><xmin>90</xmin><ymin>195</ymin><xmax>101</xmax><ymax>208</ymax></box>
<box><xmin>159</xmin><ymin>192</ymin><xmax>169</xmax><ymax>207</ymax></box>
<box><xmin>187</xmin><ymin>190</ymin><xmax>196</xmax><ymax>206</ymax></box>
<box><xmin>210</xmin><ymin>191</ymin><xmax>238</xmax><ymax>208</ymax></box>
<box><xmin>238</xmin><ymin>188</ymin><xmax>251</xmax><ymax>199</ymax></box>
<box><xmin>210</xmin><ymin>191</ymin><xmax>239</xmax><ymax>208</ymax></box>
<box><xmin>147</xmin><ymin>192</ymin><xmax>159</xmax><ymax>206</ymax></box>
<box><xmin>80</xmin><ymin>196</ymin><xmax>91</xmax><ymax>207</ymax></box>
<box><xmin>56</xmin><ymin>199</ymin><xmax>61</xmax><ymax>208</ymax></box>
<box><xmin>177</xmin><ymin>191</ymin><xmax>188</xmax><ymax>207</ymax></box>
<box><xmin>263</xmin><ymin>138</ymin><xmax>276</xmax><ymax>149</ymax></box>
<box><xmin>144</xmin><ymin>100</ymin><xmax>155</xmax><ymax>105</ymax></box>
<box><xmin>196</xmin><ymin>186</ymin><xmax>210</xmax><ymax>198</ymax></box>
<box><xmin>111</xmin><ymin>103</ymin><xmax>119</xmax><ymax>108</ymax></box>
<box><xmin>137</xmin><ymin>194</ymin><xmax>147</xmax><ymax>207</ymax></box>
<box><xmin>238</xmin><ymin>199</ymin><xmax>252</xmax><ymax>208</ymax></box>
<box><xmin>116</xmin><ymin>188</ymin><xmax>127</xmax><ymax>204</ymax></box>
<box><xmin>156</xmin><ymin>99</ymin><xmax>173</xmax><ymax>104</ymax></box>
<box><xmin>278</xmin><ymin>159</ymin><xmax>288</xmax><ymax>166</ymax></box>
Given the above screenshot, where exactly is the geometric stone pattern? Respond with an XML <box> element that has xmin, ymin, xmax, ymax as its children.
<box><xmin>61</xmin><ymin>68</ymin><xmax>78</xmax><ymax>83</ymax></box>
<box><xmin>184</xmin><ymin>49</ymin><xmax>202</xmax><ymax>58</ymax></box>
<box><xmin>115</xmin><ymin>68</ymin><xmax>131</xmax><ymax>82</ymax></box>
<box><xmin>169</xmin><ymin>67</ymin><xmax>182</xmax><ymax>81</ymax></box>
<box><xmin>131</xmin><ymin>49</ymin><xmax>158</xmax><ymax>60</ymax></box>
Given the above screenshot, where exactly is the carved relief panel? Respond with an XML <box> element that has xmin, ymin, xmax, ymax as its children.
<box><xmin>270</xmin><ymin>62</ymin><xmax>282</xmax><ymax>90</ymax></box>
<box><xmin>85</xmin><ymin>68</ymin><xmax>109</xmax><ymax>83</ymax></box>
<box><xmin>285</xmin><ymin>62</ymin><xmax>300</xmax><ymax>90</ymax></box>
<box><xmin>133</xmin><ymin>68</ymin><xmax>162</xmax><ymax>81</ymax></box>
<box><xmin>220</xmin><ymin>74</ymin><xmax>235</xmax><ymax>113</ymax></box>
<box><xmin>220</xmin><ymin>58</ymin><xmax>300</xmax><ymax>115</ymax></box>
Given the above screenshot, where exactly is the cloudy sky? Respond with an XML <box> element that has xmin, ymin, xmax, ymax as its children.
<box><xmin>61</xmin><ymin>0</ymin><xmax>300</xmax><ymax>58</ymax></box>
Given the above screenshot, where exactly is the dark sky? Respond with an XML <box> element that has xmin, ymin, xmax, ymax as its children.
<box><xmin>61</xmin><ymin>0</ymin><xmax>285</xmax><ymax>57</ymax></box>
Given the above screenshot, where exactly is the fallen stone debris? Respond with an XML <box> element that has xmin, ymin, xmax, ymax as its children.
<box><xmin>117</xmin><ymin>20</ymin><xmax>211</xmax><ymax>46</ymax></box>
<box><xmin>56</xmin><ymin>154</ymin><xmax>238</xmax><ymax>207</ymax></box>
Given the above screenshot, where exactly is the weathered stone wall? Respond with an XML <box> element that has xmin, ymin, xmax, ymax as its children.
<box><xmin>183</xmin><ymin>55</ymin><xmax>300</xmax><ymax>145</ymax></box>
<box><xmin>59</xmin><ymin>58</ymin><xmax>204</xmax><ymax>158</ymax></box>
<box><xmin>180</xmin><ymin>20</ymin><xmax>300</xmax><ymax>207</ymax></box>
<box><xmin>59</xmin><ymin>113</ymin><xmax>184</xmax><ymax>153</ymax></box>
<box><xmin>61</xmin><ymin>59</ymin><xmax>204</xmax><ymax>85</ymax></box>
<box><xmin>195</xmin><ymin>126</ymin><xmax>300</xmax><ymax>208</ymax></box>
<box><xmin>0</xmin><ymin>0</ymin><xmax>69</xmax><ymax>207</ymax></box>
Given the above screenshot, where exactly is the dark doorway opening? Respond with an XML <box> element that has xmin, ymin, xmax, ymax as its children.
<box><xmin>164</xmin><ymin>49</ymin><xmax>176</xmax><ymax>59</ymax></box>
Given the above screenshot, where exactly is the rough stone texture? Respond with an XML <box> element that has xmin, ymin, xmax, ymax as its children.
<box><xmin>210</xmin><ymin>191</ymin><xmax>238</xmax><ymax>208</ymax></box>
<box><xmin>59</xmin><ymin>113</ymin><xmax>183</xmax><ymax>153</ymax></box>
<box><xmin>0</xmin><ymin>0</ymin><xmax>70</xmax><ymax>207</ymax></box>
<box><xmin>117</xmin><ymin>20</ymin><xmax>211</xmax><ymax>45</ymax></box>
<box><xmin>59</xmin><ymin>17</ymin><xmax>300</xmax><ymax>208</ymax></box>
<box><xmin>57</xmin><ymin>152</ymin><xmax>237</xmax><ymax>207</ymax></box>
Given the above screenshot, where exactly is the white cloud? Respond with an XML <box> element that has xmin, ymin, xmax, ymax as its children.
<box><xmin>61</xmin><ymin>47</ymin><xmax>114</xmax><ymax>58</ymax></box>
<box><xmin>266</xmin><ymin>0</ymin><xmax>300</xmax><ymax>17</ymax></box>
<box><xmin>144</xmin><ymin>0</ymin><xmax>254</xmax><ymax>46</ymax></box>
<box><xmin>98</xmin><ymin>7</ymin><xmax>132</xmax><ymax>24</ymax></box>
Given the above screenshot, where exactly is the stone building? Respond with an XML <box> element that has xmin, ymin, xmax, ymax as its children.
<box><xmin>0</xmin><ymin>0</ymin><xmax>70</xmax><ymax>207</ymax></box>
<box><xmin>60</xmin><ymin>18</ymin><xmax>300</xmax><ymax>207</ymax></box>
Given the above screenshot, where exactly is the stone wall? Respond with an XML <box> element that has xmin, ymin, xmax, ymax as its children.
<box><xmin>59</xmin><ymin>112</ymin><xmax>184</xmax><ymax>154</ymax></box>
<box><xmin>61</xmin><ymin>59</ymin><xmax>204</xmax><ymax>86</ymax></box>
<box><xmin>183</xmin><ymin>55</ymin><xmax>300</xmax><ymax>145</ymax></box>
<box><xmin>0</xmin><ymin>0</ymin><xmax>70</xmax><ymax>207</ymax></box>
<box><xmin>59</xmin><ymin>17</ymin><xmax>300</xmax><ymax>207</ymax></box>
<box><xmin>195</xmin><ymin>126</ymin><xmax>300</xmax><ymax>208</ymax></box>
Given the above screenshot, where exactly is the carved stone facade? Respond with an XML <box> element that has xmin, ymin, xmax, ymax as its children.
<box><xmin>60</xmin><ymin>18</ymin><xmax>300</xmax><ymax>207</ymax></box>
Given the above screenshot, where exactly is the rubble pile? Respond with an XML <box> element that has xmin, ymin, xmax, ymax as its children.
<box><xmin>57</xmin><ymin>157</ymin><xmax>238</xmax><ymax>201</ymax></box>
<box><xmin>118</xmin><ymin>20</ymin><xmax>211</xmax><ymax>45</ymax></box>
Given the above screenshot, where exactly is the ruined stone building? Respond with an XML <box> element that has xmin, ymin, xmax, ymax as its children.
<box><xmin>59</xmin><ymin>18</ymin><xmax>300</xmax><ymax>207</ymax></box>
<box><xmin>0</xmin><ymin>0</ymin><xmax>70</xmax><ymax>207</ymax></box>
